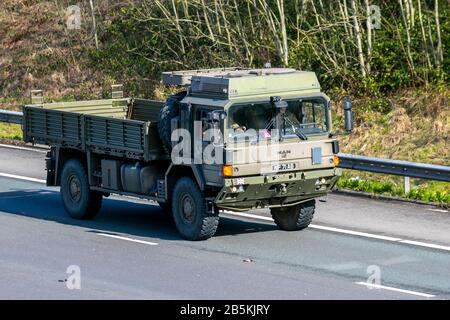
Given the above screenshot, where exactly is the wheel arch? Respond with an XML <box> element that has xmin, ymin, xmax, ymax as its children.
<box><xmin>165</xmin><ymin>164</ymin><xmax>205</xmax><ymax>200</ymax></box>
<box><xmin>53</xmin><ymin>147</ymin><xmax>87</xmax><ymax>186</ymax></box>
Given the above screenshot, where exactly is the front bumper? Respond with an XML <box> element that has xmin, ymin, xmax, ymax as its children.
<box><xmin>215</xmin><ymin>168</ymin><xmax>341</xmax><ymax>211</ymax></box>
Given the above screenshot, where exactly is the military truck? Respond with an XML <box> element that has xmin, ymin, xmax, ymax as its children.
<box><xmin>23</xmin><ymin>68</ymin><xmax>342</xmax><ymax>240</ymax></box>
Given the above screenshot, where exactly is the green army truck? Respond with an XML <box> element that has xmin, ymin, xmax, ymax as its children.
<box><xmin>23</xmin><ymin>68</ymin><xmax>342</xmax><ymax>240</ymax></box>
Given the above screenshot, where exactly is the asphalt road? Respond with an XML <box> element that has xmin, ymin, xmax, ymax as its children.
<box><xmin>0</xmin><ymin>144</ymin><xmax>449</xmax><ymax>299</ymax></box>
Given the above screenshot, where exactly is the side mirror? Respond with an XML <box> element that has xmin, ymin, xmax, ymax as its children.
<box><xmin>343</xmin><ymin>97</ymin><xmax>353</xmax><ymax>132</ymax></box>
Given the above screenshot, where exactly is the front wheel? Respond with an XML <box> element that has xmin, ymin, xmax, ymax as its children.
<box><xmin>60</xmin><ymin>159</ymin><xmax>102</xmax><ymax>219</ymax></box>
<box><xmin>270</xmin><ymin>200</ymin><xmax>315</xmax><ymax>231</ymax></box>
<box><xmin>171</xmin><ymin>177</ymin><xmax>219</xmax><ymax>240</ymax></box>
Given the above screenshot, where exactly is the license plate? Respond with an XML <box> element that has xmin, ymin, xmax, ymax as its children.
<box><xmin>272</xmin><ymin>162</ymin><xmax>296</xmax><ymax>172</ymax></box>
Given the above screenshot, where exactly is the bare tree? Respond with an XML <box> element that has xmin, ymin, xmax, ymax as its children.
<box><xmin>89</xmin><ymin>0</ymin><xmax>99</xmax><ymax>49</ymax></box>
<box><xmin>434</xmin><ymin>0</ymin><xmax>443</xmax><ymax>65</ymax></box>
<box><xmin>351</xmin><ymin>0</ymin><xmax>366</xmax><ymax>77</ymax></box>
<box><xmin>365</xmin><ymin>0</ymin><xmax>372</xmax><ymax>74</ymax></box>
<box><xmin>417</xmin><ymin>0</ymin><xmax>432</xmax><ymax>69</ymax></box>
<box><xmin>399</xmin><ymin>0</ymin><xmax>415</xmax><ymax>72</ymax></box>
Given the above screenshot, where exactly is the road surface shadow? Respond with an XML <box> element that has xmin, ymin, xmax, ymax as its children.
<box><xmin>0</xmin><ymin>189</ymin><xmax>276</xmax><ymax>241</ymax></box>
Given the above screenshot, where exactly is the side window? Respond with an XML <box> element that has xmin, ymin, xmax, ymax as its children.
<box><xmin>195</xmin><ymin>106</ymin><xmax>221</xmax><ymax>142</ymax></box>
<box><xmin>313</xmin><ymin>102</ymin><xmax>326</xmax><ymax>130</ymax></box>
<box><xmin>193</xmin><ymin>107</ymin><xmax>207</xmax><ymax>142</ymax></box>
<box><xmin>299</xmin><ymin>99</ymin><xmax>327</xmax><ymax>132</ymax></box>
<box><xmin>301</xmin><ymin>102</ymin><xmax>314</xmax><ymax>124</ymax></box>
<box><xmin>199</xmin><ymin>109</ymin><xmax>209</xmax><ymax>132</ymax></box>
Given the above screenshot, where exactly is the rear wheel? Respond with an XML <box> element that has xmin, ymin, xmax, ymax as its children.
<box><xmin>171</xmin><ymin>177</ymin><xmax>219</xmax><ymax>240</ymax></box>
<box><xmin>60</xmin><ymin>159</ymin><xmax>102</xmax><ymax>219</ymax></box>
<box><xmin>270</xmin><ymin>200</ymin><xmax>315</xmax><ymax>231</ymax></box>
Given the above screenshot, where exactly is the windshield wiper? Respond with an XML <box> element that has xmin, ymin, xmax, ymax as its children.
<box><xmin>294</xmin><ymin>127</ymin><xmax>308</xmax><ymax>140</ymax></box>
<box><xmin>284</xmin><ymin>117</ymin><xmax>308</xmax><ymax>140</ymax></box>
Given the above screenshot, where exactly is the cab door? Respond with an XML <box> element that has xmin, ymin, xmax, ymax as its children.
<box><xmin>193</xmin><ymin>105</ymin><xmax>224</xmax><ymax>187</ymax></box>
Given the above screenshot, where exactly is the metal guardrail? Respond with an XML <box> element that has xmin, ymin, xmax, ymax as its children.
<box><xmin>0</xmin><ymin>110</ymin><xmax>23</xmax><ymax>124</ymax></box>
<box><xmin>0</xmin><ymin>109</ymin><xmax>449</xmax><ymax>186</ymax></box>
<box><xmin>338</xmin><ymin>153</ymin><xmax>450</xmax><ymax>193</ymax></box>
<box><xmin>338</xmin><ymin>153</ymin><xmax>450</xmax><ymax>182</ymax></box>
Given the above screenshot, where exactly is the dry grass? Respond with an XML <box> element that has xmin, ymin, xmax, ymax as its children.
<box><xmin>335</xmin><ymin>89</ymin><xmax>450</xmax><ymax>166</ymax></box>
<box><xmin>332</xmin><ymin>88</ymin><xmax>450</xmax><ymax>197</ymax></box>
<box><xmin>0</xmin><ymin>0</ymin><xmax>111</xmax><ymax>111</ymax></box>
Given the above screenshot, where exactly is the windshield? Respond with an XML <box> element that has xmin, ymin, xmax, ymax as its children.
<box><xmin>227</xmin><ymin>98</ymin><xmax>328</xmax><ymax>141</ymax></box>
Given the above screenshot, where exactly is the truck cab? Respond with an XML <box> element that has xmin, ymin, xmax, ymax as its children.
<box><xmin>161</xmin><ymin>68</ymin><xmax>341</xmax><ymax>213</ymax></box>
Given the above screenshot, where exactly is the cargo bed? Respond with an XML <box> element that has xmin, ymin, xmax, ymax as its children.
<box><xmin>23</xmin><ymin>98</ymin><xmax>166</xmax><ymax>161</ymax></box>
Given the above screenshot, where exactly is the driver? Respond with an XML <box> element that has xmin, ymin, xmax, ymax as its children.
<box><xmin>232</xmin><ymin>122</ymin><xmax>246</xmax><ymax>133</ymax></box>
<box><xmin>265</xmin><ymin>100</ymin><xmax>300</xmax><ymax>132</ymax></box>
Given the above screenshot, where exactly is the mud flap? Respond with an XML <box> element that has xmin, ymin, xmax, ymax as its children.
<box><xmin>205</xmin><ymin>197</ymin><xmax>216</xmax><ymax>215</ymax></box>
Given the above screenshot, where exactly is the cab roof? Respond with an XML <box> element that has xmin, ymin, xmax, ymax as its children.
<box><xmin>162</xmin><ymin>67</ymin><xmax>321</xmax><ymax>99</ymax></box>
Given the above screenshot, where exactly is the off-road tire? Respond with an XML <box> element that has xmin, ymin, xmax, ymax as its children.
<box><xmin>157</xmin><ymin>91</ymin><xmax>187</xmax><ymax>154</ymax></box>
<box><xmin>60</xmin><ymin>159</ymin><xmax>103</xmax><ymax>219</ymax></box>
<box><xmin>171</xmin><ymin>177</ymin><xmax>219</xmax><ymax>240</ymax></box>
<box><xmin>270</xmin><ymin>200</ymin><xmax>315</xmax><ymax>231</ymax></box>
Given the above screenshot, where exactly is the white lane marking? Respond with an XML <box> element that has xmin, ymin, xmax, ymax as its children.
<box><xmin>224</xmin><ymin>211</ymin><xmax>401</xmax><ymax>241</ymax></box>
<box><xmin>1</xmin><ymin>173</ymin><xmax>449</xmax><ymax>252</ymax></box>
<box><xmin>221</xmin><ymin>210</ymin><xmax>450</xmax><ymax>252</ymax></box>
<box><xmin>398</xmin><ymin>240</ymin><xmax>450</xmax><ymax>252</ymax></box>
<box><xmin>354</xmin><ymin>282</ymin><xmax>435</xmax><ymax>298</ymax></box>
<box><xmin>95</xmin><ymin>233</ymin><xmax>158</xmax><ymax>246</ymax></box>
<box><xmin>309</xmin><ymin>224</ymin><xmax>403</xmax><ymax>242</ymax></box>
<box><xmin>0</xmin><ymin>172</ymin><xmax>46</xmax><ymax>184</ymax></box>
<box><xmin>0</xmin><ymin>143</ymin><xmax>48</xmax><ymax>153</ymax></box>
<box><xmin>427</xmin><ymin>208</ymin><xmax>449</xmax><ymax>213</ymax></box>
<box><xmin>319</xmin><ymin>261</ymin><xmax>365</xmax><ymax>272</ymax></box>
<box><xmin>223</xmin><ymin>210</ymin><xmax>272</xmax><ymax>221</ymax></box>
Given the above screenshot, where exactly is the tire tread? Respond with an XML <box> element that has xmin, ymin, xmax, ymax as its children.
<box><xmin>60</xmin><ymin>159</ymin><xmax>102</xmax><ymax>220</ymax></box>
<box><xmin>271</xmin><ymin>200</ymin><xmax>315</xmax><ymax>231</ymax></box>
<box><xmin>172</xmin><ymin>177</ymin><xmax>219</xmax><ymax>240</ymax></box>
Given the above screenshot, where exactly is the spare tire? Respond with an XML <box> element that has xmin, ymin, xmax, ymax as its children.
<box><xmin>157</xmin><ymin>91</ymin><xmax>187</xmax><ymax>154</ymax></box>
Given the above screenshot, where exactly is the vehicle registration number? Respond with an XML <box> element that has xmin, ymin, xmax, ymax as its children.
<box><xmin>272</xmin><ymin>162</ymin><xmax>296</xmax><ymax>172</ymax></box>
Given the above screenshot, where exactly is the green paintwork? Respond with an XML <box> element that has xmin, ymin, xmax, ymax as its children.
<box><xmin>22</xmin><ymin>98</ymin><xmax>166</xmax><ymax>161</ymax></box>
<box><xmin>215</xmin><ymin>168</ymin><xmax>341</xmax><ymax>211</ymax></box>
